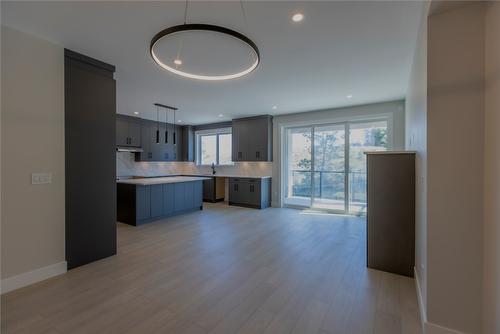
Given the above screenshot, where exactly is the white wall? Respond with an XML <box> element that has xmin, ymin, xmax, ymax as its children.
<box><xmin>483</xmin><ymin>2</ymin><xmax>500</xmax><ymax>333</ymax></box>
<box><xmin>271</xmin><ymin>100</ymin><xmax>405</xmax><ymax>207</ymax></box>
<box><xmin>427</xmin><ymin>4</ymin><xmax>485</xmax><ymax>333</ymax></box>
<box><xmin>1</xmin><ymin>26</ymin><xmax>66</xmax><ymax>290</ymax></box>
<box><xmin>405</xmin><ymin>1</ymin><xmax>428</xmax><ymax>316</ymax></box>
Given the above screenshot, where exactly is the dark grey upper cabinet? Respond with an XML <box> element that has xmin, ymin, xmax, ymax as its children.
<box><xmin>116</xmin><ymin>114</ymin><xmax>141</xmax><ymax>147</ymax></box>
<box><xmin>174</xmin><ymin>125</ymin><xmax>183</xmax><ymax>161</ymax></box>
<box><xmin>182</xmin><ymin>126</ymin><xmax>195</xmax><ymax>162</ymax></box>
<box><xmin>134</xmin><ymin>118</ymin><xmax>187</xmax><ymax>162</ymax></box>
<box><xmin>116</xmin><ymin>116</ymin><xmax>129</xmax><ymax>147</ymax></box>
<box><xmin>161</xmin><ymin>121</ymin><xmax>173</xmax><ymax>161</ymax></box>
<box><xmin>232</xmin><ymin>115</ymin><xmax>272</xmax><ymax>162</ymax></box>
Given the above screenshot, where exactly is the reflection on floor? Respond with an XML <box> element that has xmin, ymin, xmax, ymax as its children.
<box><xmin>284</xmin><ymin>196</ymin><xmax>367</xmax><ymax>215</ymax></box>
<box><xmin>1</xmin><ymin>203</ymin><xmax>421</xmax><ymax>334</ymax></box>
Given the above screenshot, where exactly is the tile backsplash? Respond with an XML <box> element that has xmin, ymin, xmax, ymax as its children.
<box><xmin>117</xmin><ymin>152</ymin><xmax>272</xmax><ymax>177</ymax></box>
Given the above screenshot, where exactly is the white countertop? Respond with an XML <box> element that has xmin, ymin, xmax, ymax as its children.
<box><xmin>188</xmin><ymin>174</ymin><xmax>272</xmax><ymax>179</ymax></box>
<box><xmin>117</xmin><ymin>176</ymin><xmax>210</xmax><ymax>186</ymax></box>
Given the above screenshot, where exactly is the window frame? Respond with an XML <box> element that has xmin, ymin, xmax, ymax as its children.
<box><xmin>195</xmin><ymin>127</ymin><xmax>233</xmax><ymax>166</ymax></box>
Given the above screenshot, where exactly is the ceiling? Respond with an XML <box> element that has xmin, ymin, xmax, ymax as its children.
<box><xmin>2</xmin><ymin>1</ymin><xmax>424</xmax><ymax>125</ymax></box>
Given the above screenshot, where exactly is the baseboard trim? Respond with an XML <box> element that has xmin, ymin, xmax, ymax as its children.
<box><xmin>1</xmin><ymin>261</ymin><xmax>67</xmax><ymax>294</ymax></box>
<box><xmin>414</xmin><ymin>267</ymin><xmax>427</xmax><ymax>327</ymax></box>
<box><xmin>414</xmin><ymin>267</ymin><xmax>467</xmax><ymax>334</ymax></box>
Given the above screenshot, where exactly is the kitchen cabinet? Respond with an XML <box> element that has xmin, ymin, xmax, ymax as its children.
<box><xmin>366</xmin><ymin>152</ymin><xmax>415</xmax><ymax>277</ymax></box>
<box><xmin>65</xmin><ymin>49</ymin><xmax>117</xmax><ymax>269</ymax></box>
<box><xmin>117</xmin><ymin>180</ymin><xmax>204</xmax><ymax>225</ymax></box>
<box><xmin>161</xmin><ymin>121</ymin><xmax>174</xmax><ymax>161</ymax></box>
<box><xmin>232</xmin><ymin>115</ymin><xmax>272</xmax><ymax>162</ymax></box>
<box><xmin>182</xmin><ymin>125</ymin><xmax>195</xmax><ymax>162</ymax></box>
<box><xmin>201</xmin><ymin>177</ymin><xmax>225</xmax><ymax>202</ymax></box>
<box><xmin>116</xmin><ymin>114</ymin><xmax>141</xmax><ymax>147</ymax></box>
<box><xmin>228</xmin><ymin>177</ymin><xmax>271</xmax><ymax>209</ymax></box>
<box><xmin>134</xmin><ymin>119</ymin><xmax>188</xmax><ymax>162</ymax></box>
<box><xmin>168</xmin><ymin>124</ymin><xmax>182</xmax><ymax>161</ymax></box>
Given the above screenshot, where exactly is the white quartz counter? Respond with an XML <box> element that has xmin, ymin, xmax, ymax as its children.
<box><xmin>117</xmin><ymin>176</ymin><xmax>210</xmax><ymax>186</ymax></box>
<box><xmin>187</xmin><ymin>174</ymin><xmax>272</xmax><ymax>179</ymax></box>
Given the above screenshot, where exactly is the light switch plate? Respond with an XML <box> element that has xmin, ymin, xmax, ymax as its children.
<box><xmin>32</xmin><ymin>173</ymin><xmax>52</xmax><ymax>185</ymax></box>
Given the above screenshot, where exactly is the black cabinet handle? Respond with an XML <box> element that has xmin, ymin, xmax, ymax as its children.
<box><xmin>165</xmin><ymin>131</ymin><xmax>168</xmax><ymax>143</ymax></box>
<box><xmin>155</xmin><ymin>130</ymin><xmax>159</xmax><ymax>144</ymax></box>
<box><xmin>256</xmin><ymin>151</ymin><xmax>260</xmax><ymax>159</ymax></box>
<box><xmin>173</xmin><ymin>132</ymin><xmax>176</xmax><ymax>145</ymax></box>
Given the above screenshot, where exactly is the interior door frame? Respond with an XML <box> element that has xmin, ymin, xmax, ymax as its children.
<box><xmin>281</xmin><ymin>115</ymin><xmax>393</xmax><ymax>214</ymax></box>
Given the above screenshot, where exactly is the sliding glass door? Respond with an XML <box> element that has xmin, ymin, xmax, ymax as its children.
<box><xmin>312</xmin><ymin>124</ymin><xmax>346</xmax><ymax>211</ymax></box>
<box><xmin>283</xmin><ymin>119</ymin><xmax>388</xmax><ymax>214</ymax></box>
<box><xmin>284</xmin><ymin>127</ymin><xmax>312</xmax><ymax>207</ymax></box>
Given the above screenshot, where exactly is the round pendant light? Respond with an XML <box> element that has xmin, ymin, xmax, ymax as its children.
<box><xmin>150</xmin><ymin>1</ymin><xmax>259</xmax><ymax>81</ymax></box>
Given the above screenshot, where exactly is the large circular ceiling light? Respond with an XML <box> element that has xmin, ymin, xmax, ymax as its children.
<box><xmin>150</xmin><ymin>24</ymin><xmax>260</xmax><ymax>81</ymax></box>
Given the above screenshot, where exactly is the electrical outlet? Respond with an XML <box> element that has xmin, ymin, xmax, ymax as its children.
<box><xmin>32</xmin><ymin>173</ymin><xmax>52</xmax><ymax>185</ymax></box>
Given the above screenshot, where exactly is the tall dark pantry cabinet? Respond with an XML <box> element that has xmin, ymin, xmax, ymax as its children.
<box><xmin>65</xmin><ymin>50</ymin><xmax>117</xmax><ymax>269</ymax></box>
<box><xmin>366</xmin><ymin>151</ymin><xmax>415</xmax><ymax>277</ymax></box>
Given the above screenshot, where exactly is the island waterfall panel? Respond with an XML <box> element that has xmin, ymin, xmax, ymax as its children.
<box><xmin>65</xmin><ymin>49</ymin><xmax>117</xmax><ymax>269</ymax></box>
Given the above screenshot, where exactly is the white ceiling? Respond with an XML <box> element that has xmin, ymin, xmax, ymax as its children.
<box><xmin>2</xmin><ymin>1</ymin><xmax>424</xmax><ymax>125</ymax></box>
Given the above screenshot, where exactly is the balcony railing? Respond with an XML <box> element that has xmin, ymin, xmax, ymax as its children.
<box><xmin>290</xmin><ymin>170</ymin><xmax>367</xmax><ymax>203</ymax></box>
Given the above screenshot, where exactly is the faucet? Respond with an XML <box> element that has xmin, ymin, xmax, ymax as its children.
<box><xmin>211</xmin><ymin>162</ymin><xmax>216</xmax><ymax>175</ymax></box>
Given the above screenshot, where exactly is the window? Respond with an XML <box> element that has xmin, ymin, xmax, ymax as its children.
<box><xmin>196</xmin><ymin>128</ymin><xmax>233</xmax><ymax>165</ymax></box>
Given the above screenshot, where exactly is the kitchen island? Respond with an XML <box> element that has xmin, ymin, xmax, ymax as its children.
<box><xmin>117</xmin><ymin>176</ymin><xmax>209</xmax><ymax>226</ymax></box>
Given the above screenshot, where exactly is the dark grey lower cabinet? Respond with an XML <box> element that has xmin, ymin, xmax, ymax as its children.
<box><xmin>366</xmin><ymin>152</ymin><xmax>415</xmax><ymax>277</ymax></box>
<box><xmin>228</xmin><ymin>177</ymin><xmax>271</xmax><ymax>209</ymax></box>
<box><xmin>117</xmin><ymin>181</ymin><xmax>203</xmax><ymax>226</ymax></box>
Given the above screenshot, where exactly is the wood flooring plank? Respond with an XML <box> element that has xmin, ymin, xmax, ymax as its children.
<box><xmin>1</xmin><ymin>203</ymin><xmax>422</xmax><ymax>334</ymax></box>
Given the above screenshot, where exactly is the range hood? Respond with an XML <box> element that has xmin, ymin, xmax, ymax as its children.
<box><xmin>116</xmin><ymin>146</ymin><xmax>143</xmax><ymax>153</ymax></box>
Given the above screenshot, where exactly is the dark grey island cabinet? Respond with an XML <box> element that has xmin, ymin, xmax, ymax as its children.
<box><xmin>117</xmin><ymin>177</ymin><xmax>206</xmax><ymax>226</ymax></box>
<box><xmin>228</xmin><ymin>177</ymin><xmax>271</xmax><ymax>209</ymax></box>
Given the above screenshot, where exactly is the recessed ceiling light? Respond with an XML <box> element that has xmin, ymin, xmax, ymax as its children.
<box><xmin>178</xmin><ymin>120</ymin><xmax>182</xmax><ymax>123</ymax></box>
<box><xmin>272</xmin><ymin>105</ymin><xmax>278</xmax><ymax>110</ymax></box>
<box><xmin>218</xmin><ymin>114</ymin><xmax>224</xmax><ymax>118</ymax></box>
<box><xmin>346</xmin><ymin>95</ymin><xmax>353</xmax><ymax>99</ymax></box>
<box><xmin>174</xmin><ymin>59</ymin><xmax>183</xmax><ymax>65</ymax></box>
<box><xmin>292</xmin><ymin>13</ymin><xmax>304</xmax><ymax>23</ymax></box>
<box><xmin>133</xmin><ymin>112</ymin><xmax>139</xmax><ymax>115</ymax></box>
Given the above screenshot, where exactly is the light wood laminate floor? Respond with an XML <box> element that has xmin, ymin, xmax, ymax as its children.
<box><xmin>1</xmin><ymin>203</ymin><xmax>422</xmax><ymax>334</ymax></box>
